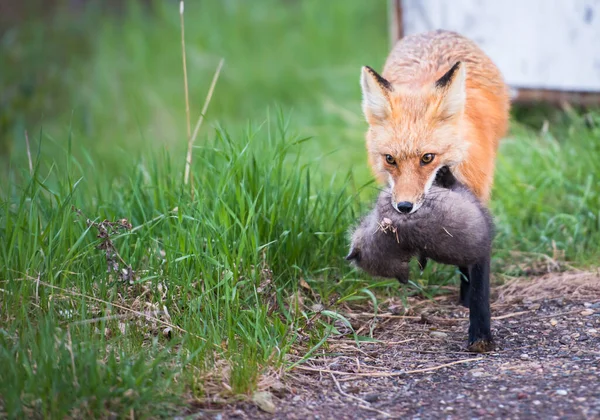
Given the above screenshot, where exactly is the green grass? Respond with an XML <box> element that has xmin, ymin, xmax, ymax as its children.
<box><xmin>1</xmin><ymin>113</ymin><xmax>368</xmax><ymax>417</ymax></box>
<box><xmin>492</xmin><ymin>108</ymin><xmax>600</xmax><ymax>268</ymax></box>
<box><xmin>1</xmin><ymin>1</ymin><xmax>600</xmax><ymax>418</ymax></box>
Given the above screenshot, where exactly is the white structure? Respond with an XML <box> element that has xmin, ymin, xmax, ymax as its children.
<box><xmin>400</xmin><ymin>0</ymin><xmax>600</xmax><ymax>93</ymax></box>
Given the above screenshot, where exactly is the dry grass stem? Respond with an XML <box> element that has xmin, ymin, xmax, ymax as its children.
<box><xmin>184</xmin><ymin>58</ymin><xmax>225</xmax><ymax>186</ymax></box>
<box><xmin>180</xmin><ymin>1</ymin><xmax>191</xmax><ymax>142</ymax></box>
<box><xmin>24</xmin><ymin>130</ymin><xmax>33</xmax><ymax>174</ymax></box>
<box><xmin>66</xmin><ymin>326</ymin><xmax>79</xmax><ymax>389</ymax></box>
<box><xmin>69</xmin><ymin>311</ymin><xmax>165</xmax><ymax>326</ymax></box>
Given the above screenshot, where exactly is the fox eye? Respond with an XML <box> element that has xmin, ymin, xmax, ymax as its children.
<box><xmin>421</xmin><ymin>153</ymin><xmax>435</xmax><ymax>165</ymax></box>
<box><xmin>385</xmin><ymin>154</ymin><xmax>396</xmax><ymax>165</ymax></box>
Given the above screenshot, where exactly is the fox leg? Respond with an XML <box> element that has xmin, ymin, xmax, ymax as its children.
<box><xmin>466</xmin><ymin>254</ymin><xmax>494</xmax><ymax>352</ymax></box>
<box><xmin>458</xmin><ymin>266</ymin><xmax>470</xmax><ymax>307</ymax></box>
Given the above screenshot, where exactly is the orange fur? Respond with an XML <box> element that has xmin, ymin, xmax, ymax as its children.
<box><xmin>361</xmin><ymin>30</ymin><xmax>509</xmax><ymax>209</ymax></box>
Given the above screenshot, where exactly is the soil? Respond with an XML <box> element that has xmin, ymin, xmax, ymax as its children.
<box><xmin>195</xmin><ymin>271</ymin><xmax>600</xmax><ymax>420</ymax></box>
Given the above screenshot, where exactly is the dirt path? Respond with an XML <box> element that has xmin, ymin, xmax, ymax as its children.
<box><xmin>209</xmin><ymin>272</ymin><xmax>600</xmax><ymax>419</ymax></box>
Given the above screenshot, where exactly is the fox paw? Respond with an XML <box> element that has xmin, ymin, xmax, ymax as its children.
<box><xmin>467</xmin><ymin>339</ymin><xmax>495</xmax><ymax>353</ymax></box>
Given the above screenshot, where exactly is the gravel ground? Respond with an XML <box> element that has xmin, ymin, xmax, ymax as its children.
<box><xmin>194</xmin><ymin>271</ymin><xmax>600</xmax><ymax>420</ymax></box>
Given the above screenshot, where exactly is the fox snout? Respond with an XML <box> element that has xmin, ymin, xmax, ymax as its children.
<box><xmin>395</xmin><ymin>201</ymin><xmax>414</xmax><ymax>214</ymax></box>
<box><xmin>391</xmin><ymin>167</ymin><xmax>454</xmax><ymax>214</ymax></box>
<box><xmin>390</xmin><ymin>193</ymin><xmax>424</xmax><ymax>214</ymax></box>
<box><xmin>389</xmin><ymin>173</ymin><xmax>430</xmax><ymax>215</ymax></box>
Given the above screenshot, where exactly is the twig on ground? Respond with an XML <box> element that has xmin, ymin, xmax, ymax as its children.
<box><xmin>327</xmin><ymin>344</ymin><xmax>376</xmax><ymax>360</ymax></box>
<box><xmin>356</xmin><ymin>311</ymin><xmax>533</xmax><ymax>324</ymax></box>
<box><xmin>492</xmin><ymin>310</ymin><xmax>533</xmax><ymax>320</ymax></box>
<box><xmin>330</xmin><ymin>373</ymin><xmax>393</xmax><ymax>418</ymax></box>
<box><xmin>331</xmin><ymin>338</ymin><xmax>415</xmax><ymax>346</ymax></box>
<box><xmin>294</xmin><ymin>357</ymin><xmax>484</xmax><ymax>378</ymax></box>
<box><xmin>420</xmin><ymin>313</ymin><xmax>461</xmax><ymax>325</ymax></box>
<box><xmin>421</xmin><ymin>310</ymin><xmax>532</xmax><ymax>325</ymax></box>
<box><xmin>357</xmin><ymin>313</ymin><xmax>421</xmax><ymax>319</ymax></box>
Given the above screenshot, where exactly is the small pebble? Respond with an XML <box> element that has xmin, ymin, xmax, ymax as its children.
<box><xmin>533</xmin><ymin>400</ymin><xmax>542</xmax><ymax>406</ymax></box>
<box><xmin>580</xmin><ymin>309</ymin><xmax>594</xmax><ymax>316</ymax></box>
<box><xmin>556</xmin><ymin>389</ymin><xmax>568</xmax><ymax>396</ymax></box>
<box><xmin>311</xmin><ymin>303</ymin><xmax>324</xmax><ymax>312</ymax></box>
<box><xmin>517</xmin><ymin>392</ymin><xmax>528</xmax><ymax>400</ymax></box>
<box><xmin>550</xmin><ymin>318</ymin><xmax>558</xmax><ymax>326</ymax></box>
<box><xmin>430</xmin><ymin>331</ymin><xmax>448</xmax><ymax>339</ymax></box>
<box><xmin>388</xmin><ymin>304</ymin><xmax>405</xmax><ymax>315</ymax></box>
<box><xmin>520</xmin><ymin>353</ymin><xmax>530</xmax><ymax>360</ymax></box>
<box><xmin>559</xmin><ymin>335</ymin><xmax>572</xmax><ymax>345</ymax></box>
<box><xmin>363</xmin><ymin>393</ymin><xmax>379</xmax><ymax>403</ymax></box>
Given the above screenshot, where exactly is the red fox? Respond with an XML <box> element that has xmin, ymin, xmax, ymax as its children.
<box><xmin>360</xmin><ymin>30</ymin><xmax>509</xmax><ymax>212</ymax></box>
<box><xmin>348</xmin><ymin>167</ymin><xmax>496</xmax><ymax>351</ymax></box>
<box><xmin>359</xmin><ymin>30</ymin><xmax>509</xmax><ymax>351</ymax></box>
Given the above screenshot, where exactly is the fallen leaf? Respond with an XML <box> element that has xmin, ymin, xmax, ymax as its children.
<box><xmin>299</xmin><ymin>278</ymin><xmax>311</xmax><ymax>290</ymax></box>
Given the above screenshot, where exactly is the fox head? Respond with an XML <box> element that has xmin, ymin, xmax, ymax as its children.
<box><xmin>360</xmin><ymin>62</ymin><xmax>468</xmax><ymax>214</ymax></box>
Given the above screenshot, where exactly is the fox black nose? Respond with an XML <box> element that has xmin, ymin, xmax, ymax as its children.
<box><xmin>396</xmin><ymin>201</ymin><xmax>413</xmax><ymax>213</ymax></box>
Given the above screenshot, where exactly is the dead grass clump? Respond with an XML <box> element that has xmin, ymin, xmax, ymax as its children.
<box><xmin>496</xmin><ymin>269</ymin><xmax>600</xmax><ymax>304</ymax></box>
<box><xmin>73</xmin><ymin>207</ymin><xmax>134</xmax><ymax>283</ymax></box>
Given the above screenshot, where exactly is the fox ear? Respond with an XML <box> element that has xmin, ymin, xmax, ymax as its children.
<box><xmin>360</xmin><ymin>66</ymin><xmax>392</xmax><ymax>124</ymax></box>
<box><xmin>435</xmin><ymin>62</ymin><xmax>466</xmax><ymax>119</ymax></box>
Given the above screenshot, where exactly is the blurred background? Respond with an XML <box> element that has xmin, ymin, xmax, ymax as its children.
<box><xmin>1</xmin><ymin>0</ymin><xmax>599</xmax><ymax>263</ymax></box>
<box><xmin>400</xmin><ymin>0</ymin><xmax>600</xmax><ymax>95</ymax></box>
<box><xmin>3</xmin><ymin>0</ymin><xmax>600</xmax><ymax>174</ymax></box>
<box><xmin>1</xmin><ymin>0</ymin><xmax>388</xmax><ymax>182</ymax></box>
